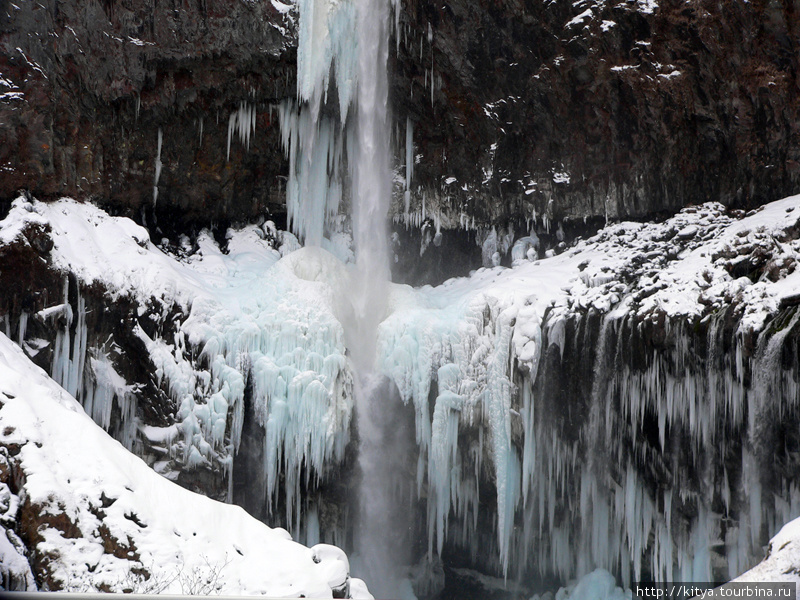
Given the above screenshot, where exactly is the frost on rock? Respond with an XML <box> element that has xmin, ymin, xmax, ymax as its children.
<box><xmin>0</xmin><ymin>477</ymin><xmax>37</xmax><ymax>591</ymax></box>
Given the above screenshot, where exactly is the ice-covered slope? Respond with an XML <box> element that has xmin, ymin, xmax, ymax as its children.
<box><xmin>0</xmin><ymin>330</ymin><xmax>369</xmax><ymax>597</ymax></box>
<box><xmin>2</xmin><ymin>195</ymin><xmax>800</xmax><ymax>591</ymax></box>
<box><xmin>734</xmin><ymin>515</ymin><xmax>800</xmax><ymax>585</ymax></box>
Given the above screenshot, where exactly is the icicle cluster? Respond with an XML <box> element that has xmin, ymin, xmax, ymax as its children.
<box><xmin>279</xmin><ymin>101</ymin><xmax>346</xmax><ymax>247</ymax></box>
<box><xmin>135</xmin><ymin>246</ymin><xmax>355</xmax><ymax>530</ymax></box>
<box><xmin>227</xmin><ymin>102</ymin><xmax>257</xmax><ymax>161</ymax></box>
<box><xmin>378</xmin><ymin>288</ymin><xmax>531</xmax><ymax>576</ymax></box>
<box><xmin>373</xmin><ymin>199</ymin><xmax>800</xmax><ymax>583</ymax></box>
<box><xmin>50</xmin><ymin>279</ymin><xmax>138</xmax><ymax>450</ymax></box>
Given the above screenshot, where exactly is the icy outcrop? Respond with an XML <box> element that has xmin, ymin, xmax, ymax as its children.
<box><xmin>2</xmin><ymin>195</ymin><xmax>800</xmax><ymax>592</ymax></box>
<box><xmin>0</xmin><ymin>331</ymin><xmax>368</xmax><ymax>597</ymax></box>
<box><xmin>377</xmin><ymin>198</ymin><xmax>800</xmax><ymax>582</ymax></box>
<box><xmin>0</xmin><ymin>198</ymin><xmax>356</xmax><ymax>539</ymax></box>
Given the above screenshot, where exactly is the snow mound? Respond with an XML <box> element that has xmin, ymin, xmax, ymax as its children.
<box><xmin>0</xmin><ymin>331</ymin><xmax>368</xmax><ymax>596</ymax></box>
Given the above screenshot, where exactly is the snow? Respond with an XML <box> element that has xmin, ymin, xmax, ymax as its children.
<box><xmin>735</xmin><ymin>515</ymin><xmax>800</xmax><ymax>585</ymax></box>
<box><xmin>0</xmin><ymin>198</ymin><xmax>356</xmax><ymax>537</ymax></box>
<box><xmin>377</xmin><ymin>197</ymin><xmax>800</xmax><ymax>579</ymax></box>
<box><xmin>637</xmin><ymin>0</ymin><xmax>657</xmax><ymax>14</ymax></box>
<box><xmin>553</xmin><ymin>171</ymin><xmax>571</xmax><ymax>184</ymax></box>
<box><xmin>0</xmin><ymin>331</ymin><xmax>368</xmax><ymax>596</ymax></box>
<box><xmin>3</xmin><ymin>194</ymin><xmax>800</xmax><ymax>586</ymax></box>
<box><xmin>566</xmin><ymin>9</ymin><xmax>593</xmax><ymax>29</ymax></box>
<box><xmin>0</xmin><ymin>474</ymin><xmax>35</xmax><ymax>591</ymax></box>
<box><xmin>271</xmin><ymin>0</ymin><xmax>294</xmax><ymax>13</ymax></box>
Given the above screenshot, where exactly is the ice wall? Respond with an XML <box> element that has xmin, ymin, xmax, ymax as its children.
<box><xmin>377</xmin><ymin>285</ymin><xmax>800</xmax><ymax>586</ymax></box>
<box><xmin>278</xmin><ymin>0</ymin><xmax>404</xmax><ymax>248</ymax></box>
<box><xmin>373</xmin><ymin>199</ymin><xmax>800</xmax><ymax>586</ymax></box>
<box><xmin>278</xmin><ymin>0</ymin><xmax>358</xmax><ymax>246</ymax></box>
<box><xmin>0</xmin><ymin>198</ymin><xmax>357</xmax><ymax>546</ymax></box>
<box><xmin>134</xmin><ymin>245</ymin><xmax>356</xmax><ymax>534</ymax></box>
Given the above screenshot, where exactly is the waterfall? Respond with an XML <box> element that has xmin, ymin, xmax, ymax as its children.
<box><xmin>284</xmin><ymin>0</ymin><xmax>406</xmax><ymax>593</ymax></box>
<box><xmin>348</xmin><ymin>0</ymin><xmax>410</xmax><ymax>591</ymax></box>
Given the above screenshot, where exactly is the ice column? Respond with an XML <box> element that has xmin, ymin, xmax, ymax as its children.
<box><xmin>280</xmin><ymin>0</ymin><xmax>358</xmax><ymax>246</ymax></box>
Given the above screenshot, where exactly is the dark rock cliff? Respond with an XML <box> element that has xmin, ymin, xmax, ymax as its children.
<box><xmin>4</xmin><ymin>0</ymin><xmax>800</xmax><ymax>236</ymax></box>
<box><xmin>1</xmin><ymin>0</ymin><xmax>295</xmax><ymax>230</ymax></box>
<box><xmin>394</xmin><ymin>0</ymin><xmax>800</xmax><ymax>228</ymax></box>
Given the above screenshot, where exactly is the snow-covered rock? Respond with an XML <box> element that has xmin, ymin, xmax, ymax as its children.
<box><xmin>0</xmin><ymin>330</ymin><xmax>368</xmax><ymax>596</ymax></box>
<box><xmin>2</xmin><ymin>194</ymin><xmax>800</xmax><ymax>591</ymax></box>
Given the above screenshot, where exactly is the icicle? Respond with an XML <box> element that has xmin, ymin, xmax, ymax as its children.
<box><xmin>278</xmin><ymin>101</ymin><xmax>347</xmax><ymax>245</ymax></box>
<box><xmin>227</xmin><ymin>102</ymin><xmax>256</xmax><ymax>161</ymax></box>
<box><xmin>17</xmin><ymin>312</ymin><xmax>27</xmax><ymax>346</ymax></box>
<box><xmin>153</xmin><ymin>127</ymin><xmax>162</xmax><ymax>206</ymax></box>
<box><xmin>405</xmin><ymin>117</ymin><xmax>414</xmax><ymax>195</ymax></box>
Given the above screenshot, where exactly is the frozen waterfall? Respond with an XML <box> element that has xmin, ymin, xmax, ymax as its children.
<box><xmin>281</xmin><ymin>0</ymin><xmax>409</xmax><ymax>593</ymax></box>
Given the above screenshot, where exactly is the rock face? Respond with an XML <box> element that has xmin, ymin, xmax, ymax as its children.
<box><xmin>393</xmin><ymin>0</ymin><xmax>800</xmax><ymax>228</ymax></box>
<box><xmin>1</xmin><ymin>0</ymin><xmax>296</xmax><ymax>231</ymax></box>
<box><xmin>4</xmin><ymin>1</ymin><xmax>800</xmax><ymax>237</ymax></box>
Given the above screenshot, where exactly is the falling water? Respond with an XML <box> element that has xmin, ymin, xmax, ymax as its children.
<box><xmin>348</xmin><ymin>0</ymin><xmax>409</xmax><ymax>595</ymax></box>
<box><xmin>283</xmin><ymin>0</ymin><xmax>405</xmax><ymax>592</ymax></box>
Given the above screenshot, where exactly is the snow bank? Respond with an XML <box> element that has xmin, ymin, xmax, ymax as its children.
<box><xmin>0</xmin><ymin>330</ymin><xmax>369</xmax><ymax>597</ymax></box>
<box><xmin>734</xmin><ymin>514</ymin><xmax>800</xmax><ymax>585</ymax></box>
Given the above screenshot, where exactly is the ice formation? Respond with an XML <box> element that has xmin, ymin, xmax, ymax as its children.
<box><xmin>376</xmin><ymin>198</ymin><xmax>800</xmax><ymax>582</ymax></box>
<box><xmin>279</xmin><ymin>100</ymin><xmax>347</xmax><ymax>247</ymax></box>
<box><xmin>0</xmin><ymin>199</ymin><xmax>356</xmax><ymax>542</ymax></box>
<box><xmin>227</xmin><ymin>102</ymin><xmax>257</xmax><ymax>161</ymax></box>
<box><xmin>0</xmin><ymin>331</ymin><xmax>370</xmax><ymax>598</ymax></box>
<box><xmin>278</xmin><ymin>0</ymin><xmax>358</xmax><ymax>246</ymax></box>
<box><xmin>2</xmin><ymin>191</ymin><xmax>800</xmax><ymax>592</ymax></box>
<box><xmin>153</xmin><ymin>127</ymin><xmax>162</xmax><ymax>205</ymax></box>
